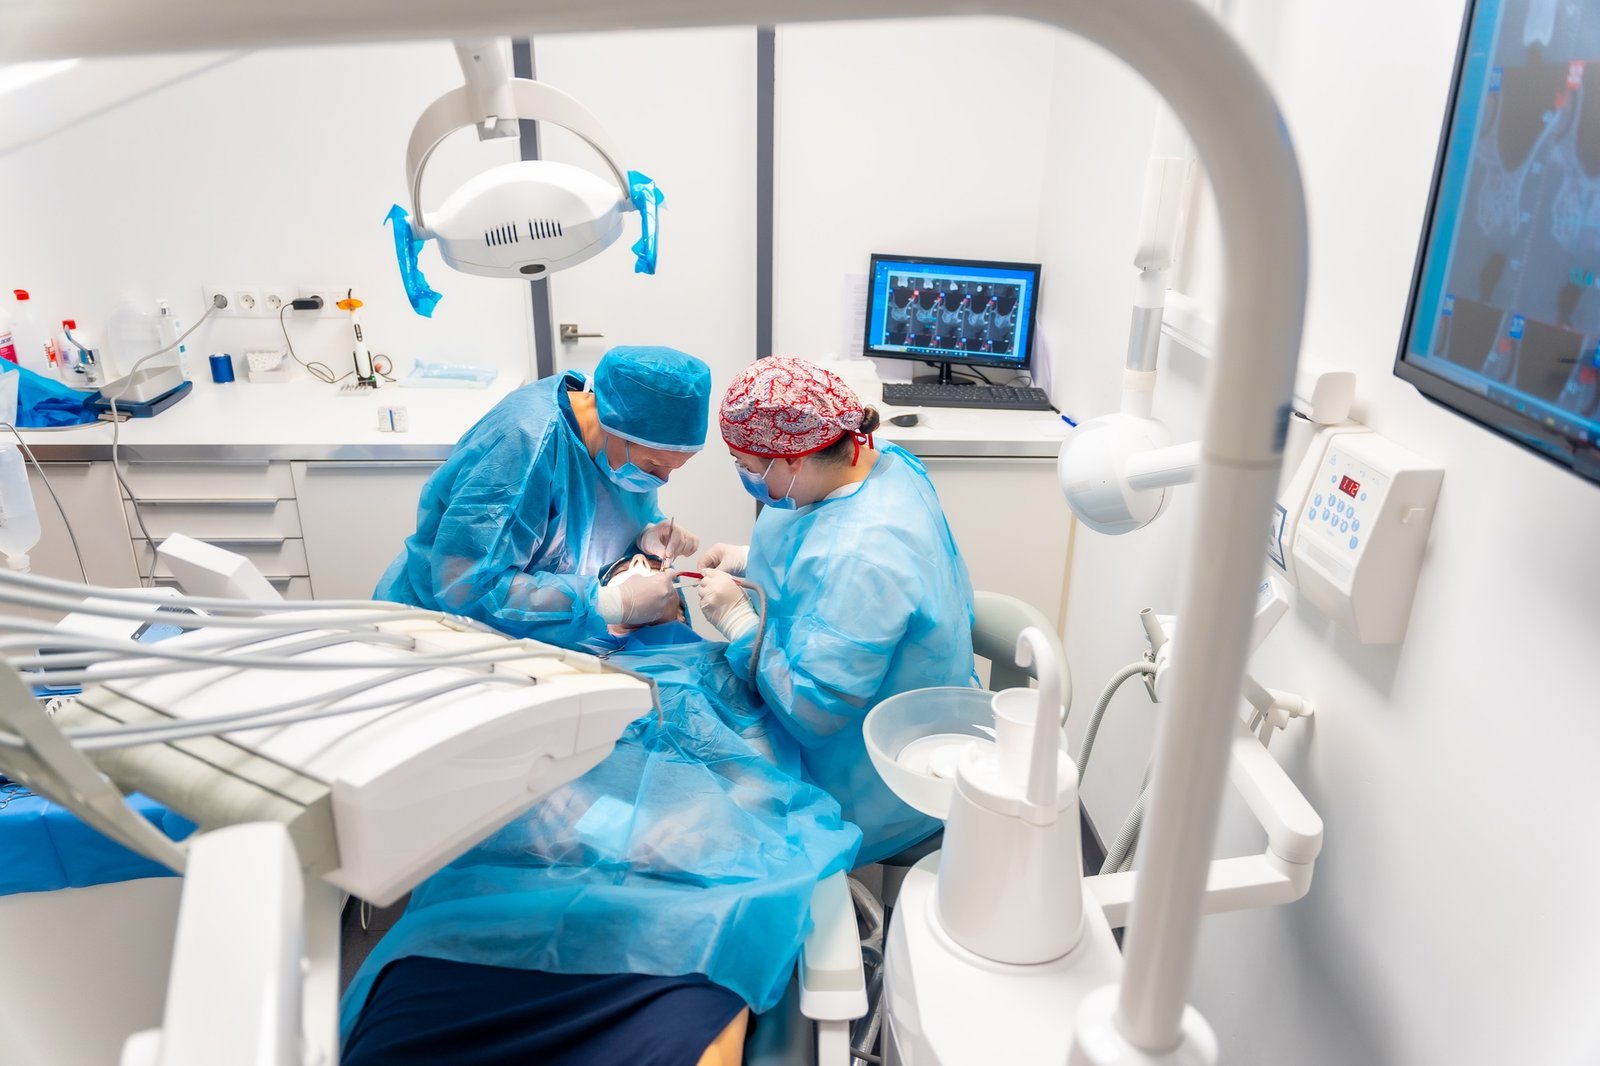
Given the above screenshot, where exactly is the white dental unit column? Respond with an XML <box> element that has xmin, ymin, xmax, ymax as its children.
<box><xmin>2</xmin><ymin>0</ymin><xmax>1307</xmax><ymax>1059</ymax></box>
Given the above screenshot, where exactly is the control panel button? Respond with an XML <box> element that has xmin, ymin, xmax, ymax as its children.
<box><xmin>1341</xmin><ymin>521</ymin><xmax>1349</xmax><ymax>533</ymax></box>
<box><xmin>1314</xmin><ymin>494</ymin><xmax>1323</xmax><ymax>506</ymax></box>
<box><xmin>1352</xmin><ymin>518</ymin><xmax>1360</xmax><ymax>532</ymax></box>
<box><xmin>1348</xmin><ymin>535</ymin><xmax>1359</xmax><ymax>550</ymax></box>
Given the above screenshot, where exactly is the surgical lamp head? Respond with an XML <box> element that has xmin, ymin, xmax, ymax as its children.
<box><xmin>389</xmin><ymin>43</ymin><xmax>665</xmax><ymax>315</ymax></box>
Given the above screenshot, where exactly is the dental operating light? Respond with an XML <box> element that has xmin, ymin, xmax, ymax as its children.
<box><xmin>389</xmin><ymin>40</ymin><xmax>662</xmax><ymax>313</ymax></box>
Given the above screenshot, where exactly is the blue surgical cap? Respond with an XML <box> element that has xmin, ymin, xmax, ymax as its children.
<box><xmin>593</xmin><ymin>346</ymin><xmax>712</xmax><ymax>452</ymax></box>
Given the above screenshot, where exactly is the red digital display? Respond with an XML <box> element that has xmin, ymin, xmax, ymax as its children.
<box><xmin>1339</xmin><ymin>475</ymin><xmax>1360</xmax><ymax>497</ymax></box>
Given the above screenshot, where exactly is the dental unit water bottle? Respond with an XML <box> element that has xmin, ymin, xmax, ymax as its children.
<box><xmin>936</xmin><ymin>626</ymin><xmax>1084</xmax><ymax>964</ymax></box>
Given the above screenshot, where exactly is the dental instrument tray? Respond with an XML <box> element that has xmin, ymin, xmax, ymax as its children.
<box><xmin>7</xmin><ymin>614</ymin><xmax>654</xmax><ymax>906</ymax></box>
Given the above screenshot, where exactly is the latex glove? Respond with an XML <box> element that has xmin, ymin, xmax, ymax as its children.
<box><xmin>639</xmin><ymin>520</ymin><xmax>700</xmax><ymax>562</ymax></box>
<box><xmin>598</xmin><ymin>570</ymin><xmax>682</xmax><ymax>627</ymax></box>
<box><xmin>697</xmin><ymin>569</ymin><xmax>759</xmax><ymax>640</ymax></box>
<box><xmin>698</xmin><ymin>543</ymin><xmax>749</xmax><ymax>577</ymax></box>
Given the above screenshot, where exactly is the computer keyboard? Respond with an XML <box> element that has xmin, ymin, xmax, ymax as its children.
<box><xmin>882</xmin><ymin>382</ymin><xmax>1054</xmax><ymax>412</ymax></box>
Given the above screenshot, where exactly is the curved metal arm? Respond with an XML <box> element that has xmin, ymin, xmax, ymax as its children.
<box><xmin>406</xmin><ymin>78</ymin><xmax>630</xmax><ymax>235</ymax></box>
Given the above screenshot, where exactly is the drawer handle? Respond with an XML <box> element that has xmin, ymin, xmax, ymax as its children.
<box><xmin>307</xmin><ymin>461</ymin><xmax>443</xmax><ymax>471</ymax></box>
<box><xmin>136</xmin><ymin>537</ymin><xmax>288</xmax><ymax>549</ymax></box>
<box><xmin>127</xmin><ymin>460</ymin><xmax>273</xmax><ymax>468</ymax></box>
<box><xmin>130</xmin><ymin>498</ymin><xmax>282</xmax><ymax>508</ymax></box>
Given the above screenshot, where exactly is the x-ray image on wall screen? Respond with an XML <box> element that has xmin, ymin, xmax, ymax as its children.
<box><xmin>1397</xmin><ymin>0</ymin><xmax>1600</xmax><ymax>484</ymax></box>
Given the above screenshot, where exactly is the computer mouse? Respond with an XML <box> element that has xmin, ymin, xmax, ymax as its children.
<box><xmin>888</xmin><ymin>413</ymin><xmax>920</xmax><ymax>427</ymax></box>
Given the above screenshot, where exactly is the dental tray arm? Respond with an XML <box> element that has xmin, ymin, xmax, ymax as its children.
<box><xmin>1083</xmin><ymin>717</ymin><xmax>1324</xmax><ymax>927</ymax></box>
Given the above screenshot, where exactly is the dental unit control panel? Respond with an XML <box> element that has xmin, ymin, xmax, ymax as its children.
<box><xmin>1275</xmin><ymin>426</ymin><xmax>1443</xmax><ymax>644</ymax></box>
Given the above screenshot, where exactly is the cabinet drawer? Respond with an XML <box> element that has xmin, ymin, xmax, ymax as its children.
<box><xmin>154</xmin><ymin>575</ymin><xmax>314</xmax><ymax>600</ymax></box>
<box><xmin>123</xmin><ymin>497</ymin><xmax>303</xmax><ymax>540</ymax></box>
<box><xmin>134</xmin><ymin>537</ymin><xmax>309</xmax><ymax>579</ymax></box>
<box><xmin>118</xmin><ymin>460</ymin><xmax>296</xmax><ymax>500</ymax></box>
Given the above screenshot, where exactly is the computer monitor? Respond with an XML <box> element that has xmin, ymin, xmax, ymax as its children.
<box><xmin>1394</xmin><ymin>0</ymin><xmax>1600</xmax><ymax>485</ymax></box>
<box><xmin>864</xmin><ymin>254</ymin><xmax>1042</xmax><ymax>384</ymax></box>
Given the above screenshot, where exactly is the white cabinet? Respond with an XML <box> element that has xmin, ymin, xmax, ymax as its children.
<box><xmin>19</xmin><ymin>462</ymin><xmax>139</xmax><ymax>620</ymax></box>
<box><xmin>919</xmin><ymin>457</ymin><xmax>1072</xmax><ymax>629</ymax></box>
<box><xmin>119</xmin><ymin>459</ymin><xmax>314</xmax><ymax>599</ymax></box>
<box><xmin>292</xmin><ymin>461</ymin><xmax>441</xmax><ymax>601</ymax></box>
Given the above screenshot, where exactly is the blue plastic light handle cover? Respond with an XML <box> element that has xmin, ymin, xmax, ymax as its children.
<box><xmin>628</xmin><ymin>170</ymin><xmax>663</xmax><ymax>275</ymax></box>
<box><xmin>385</xmin><ymin>204</ymin><xmax>443</xmax><ymax>317</ymax></box>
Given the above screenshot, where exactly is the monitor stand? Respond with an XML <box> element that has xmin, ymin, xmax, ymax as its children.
<box><xmin>912</xmin><ymin>363</ymin><xmax>974</xmax><ymax>386</ymax></box>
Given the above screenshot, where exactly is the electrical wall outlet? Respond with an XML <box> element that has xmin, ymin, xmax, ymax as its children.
<box><xmin>296</xmin><ymin>285</ymin><xmax>347</xmax><ymax>319</ymax></box>
<box><xmin>203</xmin><ymin>284</ymin><xmax>348</xmax><ymax>318</ymax></box>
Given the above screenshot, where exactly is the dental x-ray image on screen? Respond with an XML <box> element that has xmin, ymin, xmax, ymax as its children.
<box><xmin>1397</xmin><ymin>0</ymin><xmax>1600</xmax><ymax>483</ymax></box>
<box><xmin>864</xmin><ymin>254</ymin><xmax>1041</xmax><ymax>376</ymax></box>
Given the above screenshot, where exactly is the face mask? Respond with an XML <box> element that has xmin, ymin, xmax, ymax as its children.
<box><xmin>738</xmin><ymin>458</ymin><xmax>799</xmax><ymax>510</ymax></box>
<box><xmin>600</xmin><ymin>435</ymin><xmax>666</xmax><ymax>492</ymax></box>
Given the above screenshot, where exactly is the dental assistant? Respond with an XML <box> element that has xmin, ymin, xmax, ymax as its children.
<box><xmin>697</xmin><ymin>356</ymin><xmax>977</xmax><ymax>864</ymax></box>
<box><xmin>375</xmin><ymin>345</ymin><xmax>712</xmax><ymax>650</ymax></box>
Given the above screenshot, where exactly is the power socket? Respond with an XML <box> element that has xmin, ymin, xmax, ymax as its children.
<box><xmin>234</xmin><ymin>290</ymin><xmax>261</xmax><ymax>314</ymax></box>
<box><xmin>296</xmin><ymin>285</ymin><xmax>346</xmax><ymax>319</ymax></box>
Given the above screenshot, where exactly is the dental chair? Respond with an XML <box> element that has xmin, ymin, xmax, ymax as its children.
<box><xmin>745</xmin><ymin>590</ymin><xmax>1065</xmax><ymax>1066</ymax></box>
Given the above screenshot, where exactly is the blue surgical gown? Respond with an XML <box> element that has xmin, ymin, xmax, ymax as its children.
<box><xmin>374</xmin><ymin>372</ymin><xmax>660</xmax><ymax>651</ymax></box>
<box><xmin>728</xmin><ymin>443</ymin><xmax>977</xmax><ymax>865</ymax></box>
<box><xmin>339</xmin><ymin>641</ymin><xmax>861</xmax><ymax>1038</ymax></box>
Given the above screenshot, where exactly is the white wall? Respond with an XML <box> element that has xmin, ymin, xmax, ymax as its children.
<box><xmin>0</xmin><ymin>43</ymin><xmax>531</xmax><ymax>391</ymax></box>
<box><xmin>1040</xmin><ymin>3</ymin><xmax>1600</xmax><ymax>1064</ymax></box>
<box><xmin>771</xmin><ymin>18</ymin><xmax>1059</xmax><ymax>373</ymax></box>
<box><xmin>534</xmin><ymin>28</ymin><xmax>760</xmax><ymax>555</ymax></box>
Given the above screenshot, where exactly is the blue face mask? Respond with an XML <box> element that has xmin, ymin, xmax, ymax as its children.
<box><xmin>738</xmin><ymin>458</ymin><xmax>798</xmax><ymax>510</ymax></box>
<box><xmin>601</xmin><ymin>435</ymin><xmax>667</xmax><ymax>492</ymax></box>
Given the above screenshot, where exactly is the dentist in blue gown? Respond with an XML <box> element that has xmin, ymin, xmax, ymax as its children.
<box><xmin>374</xmin><ymin>346</ymin><xmax>713</xmax><ymax>649</ymax></box>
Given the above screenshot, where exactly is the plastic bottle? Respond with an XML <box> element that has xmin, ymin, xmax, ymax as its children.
<box><xmin>8</xmin><ymin>291</ymin><xmax>53</xmax><ymax>376</ymax></box>
<box><xmin>156</xmin><ymin>298</ymin><xmax>190</xmax><ymax>381</ymax></box>
<box><xmin>0</xmin><ymin>301</ymin><xmax>16</xmax><ymax>364</ymax></box>
<box><xmin>111</xmin><ymin>302</ymin><xmax>162</xmax><ymax>375</ymax></box>
<box><xmin>0</xmin><ymin>444</ymin><xmax>41</xmax><ymax>571</ymax></box>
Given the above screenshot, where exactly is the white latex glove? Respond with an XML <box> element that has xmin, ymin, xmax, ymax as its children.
<box><xmin>639</xmin><ymin>520</ymin><xmax>700</xmax><ymax>562</ymax></box>
<box><xmin>697</xmin><ymin>569</ymin><xmax>759</xmax><ymax>640</ymax></box>
<box><xmin>597</xmin><ymin>570</ymin><xmax>681</xmax><ymax>627</ymax></box>
<box><xmin>698</xmin><ymin>543</ymin><xmax>749</xmax><ymax>577</ymax></box>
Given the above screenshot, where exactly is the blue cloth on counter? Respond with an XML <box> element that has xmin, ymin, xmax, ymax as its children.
<box><xmin>373</xmin><ymin>371</ymin><xmax>664</xmax><ymax>653</ymax></box>
<box><xmin>728</xmin><ymin>443</ymin><xmax>977</xmax><ymax>865</ymax></box>
<box><xmin>340</xmin><ymin>640</ymin><xmax>859</xmax><ymax>1040</ymax></box>
<box><xmin>0</xmin><ymin>786</ymin><xmax>194</xmax><ymax>896</ymax></box>
<box><xmin>342</xmin><ymin>958</ymin><xmax>744</xmax><ymax>1066</ymax></box>
<box><xmin>0</xmin><ymin>363</ymin><xmax>97</xmax><ymax>427</ymax></box>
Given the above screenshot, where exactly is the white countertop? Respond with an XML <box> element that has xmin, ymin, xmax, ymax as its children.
<box><xmin>873</xmin><ymin>400</ymin><xmax>1072</xmax><ymax>458</ymax></box>
<box><xmin>14</xmin><ymin>374</ymin><xmax>525</xmax><ymax>461</ymax></box>
<box><xmin>12</xmin><ymin>372</ymin><xmax>1071</xmax><ymax>462</ymax></box>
